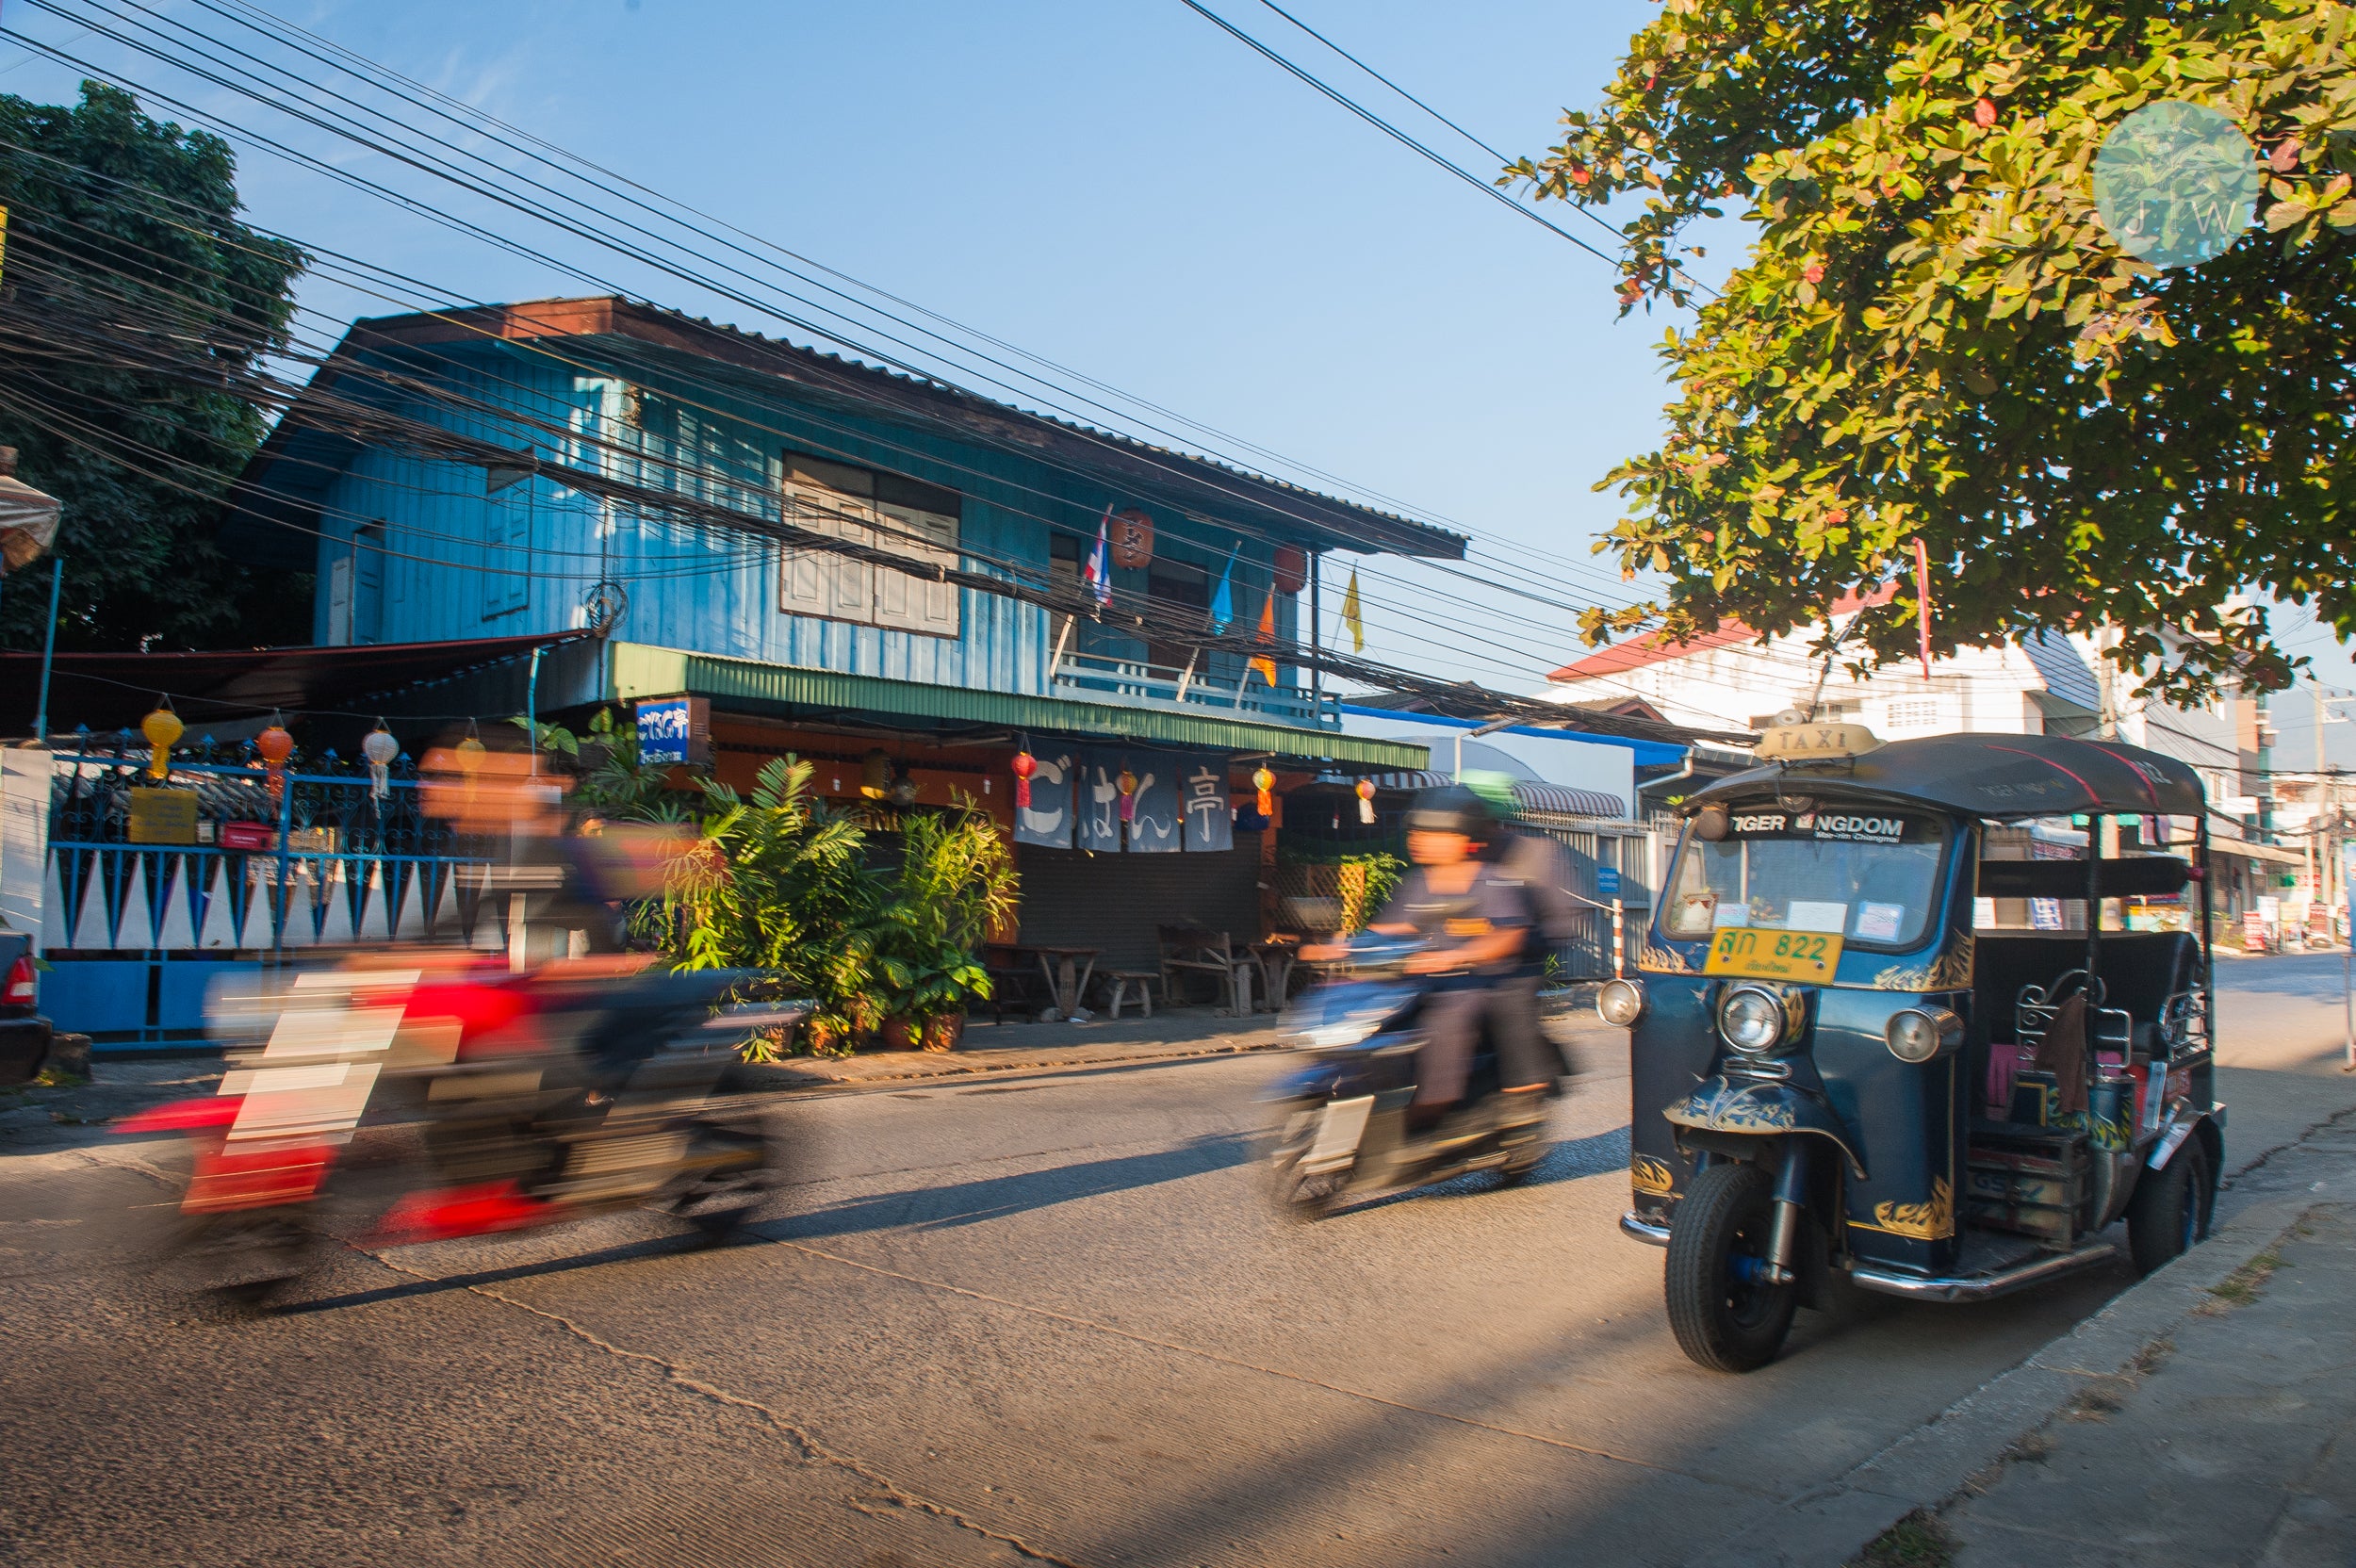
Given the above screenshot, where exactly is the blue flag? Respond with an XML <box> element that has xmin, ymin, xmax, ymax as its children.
<box><xmin>1209</xmin><ymin>544</ymin><xmax>1237</xmax><ymax>634</ymax></box>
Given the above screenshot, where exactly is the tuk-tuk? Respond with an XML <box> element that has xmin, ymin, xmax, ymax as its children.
<box><xmin>1602</xmin><ymin>725</ymin><xmax>2224</xmax><ymax>1371</ymax></box>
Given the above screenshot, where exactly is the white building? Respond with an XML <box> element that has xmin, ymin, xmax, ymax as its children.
<box><xmin>1538</xmin><ymin>588</ymin><xmax>2108</xmax><ymax>742</ymax></box>
<box><xmin>1542</xmin><ymin>597</ymin><xmax>2330</xmax><ymax>938</ymax></box>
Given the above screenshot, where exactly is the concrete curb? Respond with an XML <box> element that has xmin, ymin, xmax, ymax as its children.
<box><xmin>742</xmin><ymin>1033</ymin><xmax>1294</xmax><ymax>1091</ymax></box>
<box><xmin>1708</xmin><ymin>1131</ymin><xmax>2356</xmax><ymax>1567</ymax></box>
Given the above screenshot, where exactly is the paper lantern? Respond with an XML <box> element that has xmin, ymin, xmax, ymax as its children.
<box><xmin>1010</xmin><ymin>748</ymin><xmax>1037</xmax><ymax>809</ymax></box>
<box><xmin>254</xmin><ymin>721</ymin><xmax>295</xmax><ymax>801</ymax></box>
<box><xmin>1252</xmin><ymin>765</ymin><xmax>1276</xmax><ymax>818</ymax></box>
<box><xmin>139</xmin><ymin>702</ymin><xmax>183</xmax><ymax>782</ymax></box>
<box><xmin>1110</xmin><ymin>509</ymin><xmax>1154</xmax><ymax>569</ymax></box>
<box><xmin>1356</xmin><ymin>776</ymin><xmax>1377</xmax><ymax>825</ymax></box>
<box><xmin>454</xmin><ymin>734</ymin><xmax>487</xmax><ymax>774</ymax></box>
<box><xmin>362</xmin><ymin>723</ymin><xmax>400</xmax><ymax>801</ymax></box>
<box><xmin>1117</xmin><ymin>764</ymin><xmax>1137</xmax><ymax>825</ymax></box>
<box><xmin>1273</xmin><ymin>545</ymin><xmax>1307</xmax><ymax>596</ymax></box>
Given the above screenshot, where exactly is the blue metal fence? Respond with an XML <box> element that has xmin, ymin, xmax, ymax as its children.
<box><xmin>41</xmin><ymin>729</ymin><xmax>491</xmax><ymax>1050</ymax></box>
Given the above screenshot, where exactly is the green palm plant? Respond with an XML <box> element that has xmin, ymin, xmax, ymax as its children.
<box><xmin>660</xmin><ymin>756</ymin><xmax>878</xmax><ymax>1044</ymax></box>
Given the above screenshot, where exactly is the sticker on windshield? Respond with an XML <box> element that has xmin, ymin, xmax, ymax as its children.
<box><xmin>1787</xmin><ymin>901</ymin><xmax>1849</xmax><ymax>934</ymax></box>
<box><xmin>1855</xmin><ymin>902</ymin><xmax>1908</xmax><ymax>942</ymax></box>
<box><xmin>1710</xmin><ymin>904</ymin><xmax>1749</xmax><ymax>929</ymax></box>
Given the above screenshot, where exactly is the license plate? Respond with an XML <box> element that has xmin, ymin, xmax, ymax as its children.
<box><xmin>1703</xmin><ymin>928</ymin><xmax>1843</xmax><ymax>981</ymax></box>
<box><xmin>1300</xmin><ymin>1095</ymin><xmax>1374</xmax><ymax>1174</ymax></box>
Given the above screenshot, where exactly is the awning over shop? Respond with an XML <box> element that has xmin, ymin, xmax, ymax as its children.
<box><xmin>2209</xmin><ymin>836</ymin><xmax>2306</xmax><ymax>867</ymax></box>
<box><xmin>1326</xmin><ymin>772</ymin><xmax>1629</xmax><ymax>821</ymax></box>
<box><xmin>609</xmin><ymin>643</ymin><xmax>1430</xmax><ymax>773</ymax></box>
<box><xmin>1512</xmin><ymin>782</ymin><xmax>1629</xmax><ymax>820</ymax></box>
<box><xmin>0</xmin><ymin>630</ymin><xmax>593</xmax><ymax>735</ymax></box>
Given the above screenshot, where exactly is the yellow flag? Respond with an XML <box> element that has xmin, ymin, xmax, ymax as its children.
<box><xmin>1341</xmin><ymin>568</ymin><xmax>1363</xmax><ymax>652</ymax></box>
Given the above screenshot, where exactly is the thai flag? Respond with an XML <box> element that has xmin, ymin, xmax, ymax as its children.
<box><xmin>1083</xmin><ymin>511</ymin><xmax>1113</xmax><ymax>608</ymax></box>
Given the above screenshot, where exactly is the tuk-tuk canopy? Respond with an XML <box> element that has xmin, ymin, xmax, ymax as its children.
<box><xmin>1688</xmin><ymin>733</ymin><xmax>2204</xmax><ymax>822</ymax></box>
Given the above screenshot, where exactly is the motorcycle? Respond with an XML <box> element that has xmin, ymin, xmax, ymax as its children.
<box><xmin>116</xmin><ymin>956</ymin><xmax>806</xmax><ymax>1307</ymax></box>
<box><xmin>1262</xmin><ymin>933</ymin><xmax>1547</xmax><ymax>1218</ymax></box>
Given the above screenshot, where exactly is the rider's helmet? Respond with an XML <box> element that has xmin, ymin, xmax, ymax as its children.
<box><xmin>1404</xmin><ymin>783</ymin><xmax>1501</xmax><ymax>852</ymax></box>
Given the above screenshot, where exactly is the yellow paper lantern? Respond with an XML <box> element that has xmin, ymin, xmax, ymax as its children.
<box><xmin>139</xmin><ymin>702</ymin><xmax>183</xmax><ymax>781</ymax></box>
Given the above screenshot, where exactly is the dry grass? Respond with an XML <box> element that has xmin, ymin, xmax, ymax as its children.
<box><xmin>2199</xmin><ymin>1246</ymin><xmax>2285</xmax><ymax>1315</ymax></box>
<box><xmin>1850</xmin><ymin>1511</ymin><xmax>1957</xmax><ymax>1568</ymax></box>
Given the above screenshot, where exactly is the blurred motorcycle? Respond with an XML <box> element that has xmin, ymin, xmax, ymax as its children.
<box><xmin>1262</xmin><ymin>933</ymin><xmax>1547</xmax><ymax>1219</ymax></box>
<box><xmin>116</xmin><ymin>956</ymin><xmax>805</xmax><ymax>1307</ymax></box>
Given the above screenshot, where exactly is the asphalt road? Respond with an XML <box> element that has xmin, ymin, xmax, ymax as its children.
<box><xmin>5</xmin><ymin>957</ymin><xmax>2351</xmax><ymax>1568</ymax></box>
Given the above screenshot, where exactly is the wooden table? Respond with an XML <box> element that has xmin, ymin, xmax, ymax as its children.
<box><xmin>1246</xmin><ymin>938</ymin><xmax>1299</xmax><ymax>1011</ymax></box>
<box><xmin>1012</xmin><ymin>945</ymin><xmax>1101</xmax><ymax>1021</ymax></box>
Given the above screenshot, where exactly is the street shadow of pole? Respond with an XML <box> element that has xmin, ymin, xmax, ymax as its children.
<box><xmin>764</xmin><ymin>1130</ymin><xmax>1253</xmax><ymax>1242</ymax></box>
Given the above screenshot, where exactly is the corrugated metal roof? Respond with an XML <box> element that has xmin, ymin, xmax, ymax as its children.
<box><xmin>2021</xmin><ymin>629</ymin><xmax>2102</xmax><ymax>712</ymax></box>
<box><xmin>609</xmin><ymin>644</ymin><xmax>1431</xmax><ymax>771</ymax></box>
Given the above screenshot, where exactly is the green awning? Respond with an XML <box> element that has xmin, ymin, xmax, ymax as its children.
<box><xmin>608</xmin><ymin>643</ymin><xmax>1431</xmax><ymax>771</ymax></box>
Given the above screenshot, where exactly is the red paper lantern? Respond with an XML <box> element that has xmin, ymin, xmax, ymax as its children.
<box><xmin>1118</xmin><ymin>764</ymin><xmax>1137</xmax><ymax>824</ymax></box>
<box><xmin>254</xmin><ymin>721</ymin><xmax>295</xmax><ymax>800</ymax></box>
<box><xmin>1273</xmin><ymin>545</ymin><xmax>1307</xmax><ymax>596</ymax></box>
<box><xmin>1252</xmin><ymin>765</ymin><xmax>1276</xmax><ymax>818</ymax></box>
<box><xmin>1355</xmin><ymin>776</ymin><xmax>1377</xmax><ymax>825</ymax></box>
<box><xmin>1110</xmin><ymin>509</ymin><xmax>1154</xmax><ymax>570</ymax></box>
<box><xmin>1010</xmin><ymin>748</ymin><xmax>1037</xmax><ymax>809</ymax></box>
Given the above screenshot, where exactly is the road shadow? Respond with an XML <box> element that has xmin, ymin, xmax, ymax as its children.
<box><xmin>1331</xmin><ymin>1126</ymin><xmax>1631</xmax><ymax>1219</ymax></box>
<box><xmin>768</xmin><ymin>1129</ymin><xmax>1252</xmax><ymax>1241</ymax></box>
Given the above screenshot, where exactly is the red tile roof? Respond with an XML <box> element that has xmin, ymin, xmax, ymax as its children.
<box><xmin>1547</xmin><ymin>583</ymin><xmax>1898</xmax><ymax>681</ymax></box>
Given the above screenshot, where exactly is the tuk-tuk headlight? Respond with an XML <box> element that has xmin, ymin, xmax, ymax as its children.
<box><xmin>1596</xmin><ymin>978</ymin><xmax>1646</xmax><ymax>1027</ymax></box>
<box><xmin>1885</xmin><ymin>1006</ymin><xmax>1963</xmax><ymax>1064</ymax></box>
<box><xmin>1718</xmin><ymin>985</ymin><xmax>1796</xmax><ymax>1054</ymax></box>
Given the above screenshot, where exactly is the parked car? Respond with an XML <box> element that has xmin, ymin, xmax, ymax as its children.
<box><xmin>0</xmin><ymin>928</ymin><xmax>54</xmax><ymax>1086</ymax></box>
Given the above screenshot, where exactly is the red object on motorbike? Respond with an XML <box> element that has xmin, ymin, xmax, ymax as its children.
<box><xmin>373</xmin><ymin>1180</ymin><xmax>553</xmax><ymax>1246</ymax></box>
<box><xmin>184</xmin><ymin>1143</ymin><xmax>335</xmax><ymax>1213</ymax></box>
<box><xmin>404</xmin><ymin>978</ymin><xmax>541</xmax><ymax>1057</ymax></box>
<box><xmin>114</xmin><ymin>1095</ymin><xmax>247</xmax><ymax>1135</ymax></box>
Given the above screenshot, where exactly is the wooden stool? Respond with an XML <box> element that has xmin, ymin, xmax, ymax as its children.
<box><xmin>1100</xmin><ymin>971</ymin><xmax>1160</xmax><ymax>1020</ymax></box>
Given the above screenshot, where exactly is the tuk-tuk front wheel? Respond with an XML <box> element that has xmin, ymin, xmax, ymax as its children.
<box><xmin>1663</xmin><ymin>1161</ymin><xmax>1799</xmax><ymax>1373</ymax></box>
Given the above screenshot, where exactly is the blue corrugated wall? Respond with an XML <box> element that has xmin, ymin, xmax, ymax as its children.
<box><xmin>305</xmin><ymin>340</ymin><xmax>1302</xmax><ymax>698</ymax></box>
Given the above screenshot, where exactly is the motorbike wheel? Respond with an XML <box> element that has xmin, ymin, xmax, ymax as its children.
<box><xmin>667</xmin><ymin>1120</ymin><xmax>780</xmax><ymax>1245</ymax></box>
<box><xmin>1264</xmin><ymin>1116</ymin><xmax>1347</xmax><ymax>1221</ymax></box>
<box><xmin>1495</xmin><ymin>1150</ymin><xmax>1544</xmax><ymax>1187</ymax></box>
<box><xmin>1663</xmin><ymin>1162</ymin><xmax>1798</xmax><ymax>1373</ymax></box>
<box><xmin>165</xmin><ymin>1212</ymin><xmax>323</xmax><ymax>1313</ymax></box>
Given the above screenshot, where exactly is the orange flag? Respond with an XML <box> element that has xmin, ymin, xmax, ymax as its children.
<box><xmin>1250</xmin><ymin>588</ymin><xmax>1278</xmax><ymax>688</ymax></box>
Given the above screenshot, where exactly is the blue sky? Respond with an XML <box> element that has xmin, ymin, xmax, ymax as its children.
<box><xmin>2</xmin><ymin>0</ymin><xmax>2349</xmax><ymax>755</ymax></box>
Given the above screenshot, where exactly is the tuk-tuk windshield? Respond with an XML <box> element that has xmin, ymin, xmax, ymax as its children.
<box><xmin>1663</xmin><ymin>806</ymin><xmax>1950</xmax><ymax>951</ymax></box>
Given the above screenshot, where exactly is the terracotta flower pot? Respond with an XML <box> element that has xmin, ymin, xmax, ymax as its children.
<box><xmin>920</xmin><ymin>1013</ymin><xmax>967</xmax><ymax>1053</ymax></box>
<box><xmin>877</xmin><ymin>1015</ymin><xmax>919</xmax><ymax>1052</ymax></box>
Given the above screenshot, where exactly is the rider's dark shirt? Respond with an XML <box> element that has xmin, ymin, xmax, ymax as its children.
<box><xmin>1376</xmin><ymin>862</ymin><xmax>1533</xmax><ymax>983</ymax></box>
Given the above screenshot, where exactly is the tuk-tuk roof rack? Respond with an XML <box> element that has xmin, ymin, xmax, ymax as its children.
<box><xmin>1686</xmin><ymin>733</ymin><xmax>2205</xmax><ymax>822</ymax></box>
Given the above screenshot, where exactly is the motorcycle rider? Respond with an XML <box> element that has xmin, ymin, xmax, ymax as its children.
<box><xmin>1460</xmin><ymin>771</ymin><xmax>1582</xmax><ymax>1086</ymax></box>
<box><xmin>1318</xmin><ymin>785</ymin><xmax>1554</xmax><ymax>1139</ymax></box>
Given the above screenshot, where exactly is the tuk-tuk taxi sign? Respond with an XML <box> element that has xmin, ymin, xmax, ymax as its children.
<box><xmin>1756</xmin><ymin>721</ymin><xmax>1882</xmax><ymax>762</ymax></box>
<box><xmin>1703</xmin><ymin>926</ymin><xmax>1845</xmax><ymax>982</ymax></box>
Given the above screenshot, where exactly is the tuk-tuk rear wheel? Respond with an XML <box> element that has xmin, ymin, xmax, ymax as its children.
<box><xmin>1664</xmin><ymin>1161</ymin><xmax>1799</xmax><ymax>1373</ymax></box>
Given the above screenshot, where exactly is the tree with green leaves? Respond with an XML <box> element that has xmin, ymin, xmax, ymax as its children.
<box><xmin>0</xmin><ymin>82</ymin><xmax>308</xmax><ymax>652</ymax></box>
<box><xmin>1512</xmin><ymin>0</ymin><xmax>2356</xmax><ymax>697</ymax></box>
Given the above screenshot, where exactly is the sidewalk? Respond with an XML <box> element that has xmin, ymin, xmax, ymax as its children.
<box><xmin>1716</xmin><ymin>1107</ymin><xmax>2356</xmax><ymax>1567</ymax></box>
<box><xmin>1936</xmin><ymin>1197</ymin><xmax>2356</xmax><ymax>1566</ymax></box>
